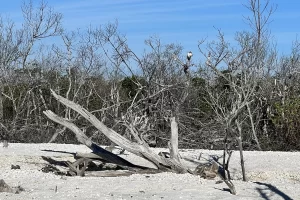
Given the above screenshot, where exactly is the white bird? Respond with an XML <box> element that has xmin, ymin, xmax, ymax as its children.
<box><xmin>187</xmin><ymin>51</ymin><xmax>193</xmax><ymax>61</ymax></box>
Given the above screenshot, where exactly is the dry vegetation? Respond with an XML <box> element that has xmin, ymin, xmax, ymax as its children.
<box><xmin>0</xmin><ymin>0</ymin><xmax>300</xmax><ymax>197</ymax></box>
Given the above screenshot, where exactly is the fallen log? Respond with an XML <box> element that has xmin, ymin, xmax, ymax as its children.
<box><xmin>84</xmin><ymin>168</ymin><xmax>162</xmax><ymax>177</ymax></box>
<box><xmin>43</xmin><ymin>110</ymin><xmax>148</xmax><ymax>170</ymax></box>
<box><xmin>84</xmin><ymin>170</ymin><xmax>134</xmax><ymax>177</ymax></box>
<box><xmin>43</xmin><ymin>89</ymin><xmax>188</xmax><ymax>173</ymax></box>
<box><xmin>41</xmin><ymin>153</ymin><xmax>163</xmax><ymax>177</ymax></box>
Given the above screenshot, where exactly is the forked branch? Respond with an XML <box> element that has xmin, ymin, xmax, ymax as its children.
<box><xmin>44</xmin><ymin>89</ymin><xmax>188</xmax><ymax>173</ymax></box>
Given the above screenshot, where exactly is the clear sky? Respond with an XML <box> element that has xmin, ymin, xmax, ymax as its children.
<box><xmin>0</xmin><ymin>0</ymin><xmax>299</xmax><ymax>56</ymax></box>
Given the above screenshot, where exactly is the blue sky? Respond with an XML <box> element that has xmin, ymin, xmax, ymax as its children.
<box><xmin>1</xmin><ymin>0</ymin><xmax>300</xmax><ymax>56</ymax></box>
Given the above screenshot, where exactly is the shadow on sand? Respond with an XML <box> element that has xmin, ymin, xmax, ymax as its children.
<box><xmin>254</xmin><ymin>181</ymin><xmax>293</xmax><ymax>200</ymax></box>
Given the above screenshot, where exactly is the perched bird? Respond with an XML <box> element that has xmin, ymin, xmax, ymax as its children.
<box><xmin>187</xmin><ymin>51</ymin><xmax>193</xmax><ymax>61</ymax></box>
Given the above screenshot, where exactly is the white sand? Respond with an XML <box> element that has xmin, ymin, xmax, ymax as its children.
<box><xmin>0</xmin><ymin>143</ymin><xmax>299</xmax><ymax>200</ymax></box>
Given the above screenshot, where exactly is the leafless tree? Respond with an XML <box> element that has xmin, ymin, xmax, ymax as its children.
<box><xmin>196</xmin><ymin>0</ymin><xmax>277</xmax><ymax>190</ymax></box>
<box><xmin>0</xmin><ymin>1</ymin><xmax>62</xmax><ymax>140</ymax></box>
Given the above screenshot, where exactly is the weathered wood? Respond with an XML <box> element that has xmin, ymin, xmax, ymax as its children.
<box><xmin>41</xmin><ymin>156</ymin><xmax>68</xmax><ymax>167</ymax></box>
<box><xmin>212</xmin><ymin>161</ymin><xmax>236</xmax><ymax>195</ymax></box>
<box><xmin>43</xmin><ymin>110</ymin><xmax>147</xmax><ymax>169</ymax></box>
<box><xmin>44</xmin><ymin>89</ymin><xmax>189</xmax><ymax>173</ymax></box>
<box><xmin>84</xmin><ymin>168</ymin><xmax>162</xmax><ymax>177</ymax></box>
<box><xmin>66</xmin><ymin>158</ymin><xmax>93</xmax><ymax>176</ymax></box>
<box><xmin>90</xmin><ymin>143</ymin><xmax>143</xmax><ymax>168</ymax></box>
<box><xmin>170</xmin><ymin>117</ymin><xmax>179</xmax><ymax>161</ymax></box>
<box><xmin>235</xmin><ymin>119</ymin><xmax>247</xmax><ymax>182</ymax></box>
<box><xmin>84</xmin><ymin>170</ymin><xmax>134</xmax><ymax>177</ymax></box>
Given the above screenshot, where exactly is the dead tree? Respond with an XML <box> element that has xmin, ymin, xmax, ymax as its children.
<box><xmin>195</xmin><ymin>1</ymin><xmax>277</xmax><ymax>191</ymax></box>
<box><xmin>0</xmin><ymin>1</ymin><xmax>62</xmax><ymax>142</ymax></box>
<box><xmin>44</xmin><ymin>89</ymin><xmax>189</xmax><ymax>173</ymax></box>
<box><xmin>197</xmin><ymin>29</ymin><xmax>256</xmax><ymax>193</ymax></box>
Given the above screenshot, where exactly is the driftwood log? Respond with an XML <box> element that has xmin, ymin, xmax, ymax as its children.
<box><xmin>42</xmin><ymin>89</ymin><xmax>237</xmax><ymax>194</ymax></box>
<box><xmin>43</xmin><ymin>89</ymin><xmax>188</xmax><ymax>173</ymax></box>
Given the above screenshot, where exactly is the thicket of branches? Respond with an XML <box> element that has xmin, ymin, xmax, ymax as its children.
<box><xmin>1</xmin><ymin>0</ymin><xmax>300</xmax><ymax>151</ymax></box>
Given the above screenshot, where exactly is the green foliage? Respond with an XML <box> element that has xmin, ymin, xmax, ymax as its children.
<box><xmin>191</xmin><ymin>77</ymin><xmax>205</xmax><ymax>88</ymax></box>
<box><xmin>120</xmin><ymin>76</ymin><xmax>146</xmax><ymax>99</ymax></box>
<box><xmin>190</xmin><ymin>77</ymin><xmax>212</xmax><ymax>117</ymax></box>
<box><xmin>271</xmin><ymin>98</ymin><xmax>300</xmax><ymax>147</ymax></box>
<box><xmin>215</xmin><ymin>70</ymin><xmax>232</xmax><ymax>91</ymax></box>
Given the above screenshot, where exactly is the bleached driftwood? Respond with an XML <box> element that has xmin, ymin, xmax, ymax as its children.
<box><xmin>43</xmin><ymin>89</ymin><xmax>188</xmax><ymax>173</ymax></box>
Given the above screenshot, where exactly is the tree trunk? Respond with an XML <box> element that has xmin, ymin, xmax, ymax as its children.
<box><xmin>235</xmin><ymin>119</ymin><xmax>247</xmax><ymax>181</ymax></box>
<box><xmin>170</xmin><ymin>116</ymin><xmax>180</xmax><ymax>161</ymax></box>
<box><xmin>246</xmin><ymin>103</ymin><xmax>261</xmax><ymax>150</ymax></box>
<box><xmin>0</xmin><ymin>84</ymin><xmax>3</xmax><ymax>121</ymax></box>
